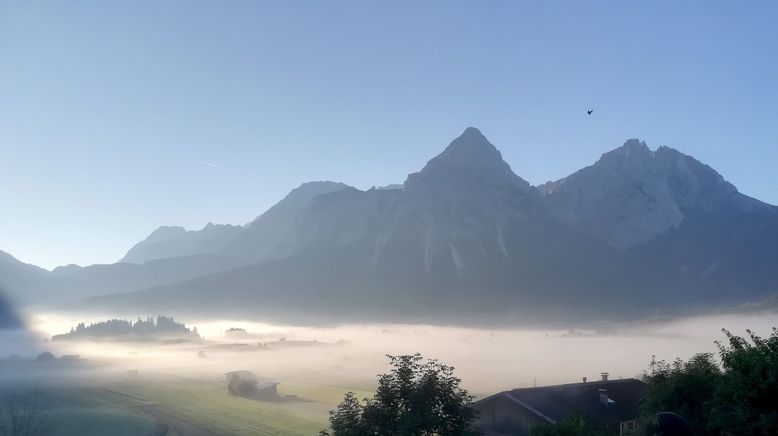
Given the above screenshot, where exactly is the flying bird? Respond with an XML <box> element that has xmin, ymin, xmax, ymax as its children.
<box><xmin>587</xmin><ymin>109</ymin><xmax>594</xmax><ymax>115</ymax></box>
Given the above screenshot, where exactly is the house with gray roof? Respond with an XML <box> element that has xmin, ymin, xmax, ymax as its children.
<box><xmin>472</xmin><ymin>374</ymin><xmax>645</xmax><ymax>436</ymax></box>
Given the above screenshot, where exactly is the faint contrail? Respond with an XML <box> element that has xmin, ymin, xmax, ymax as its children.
<box><xmin>202</xmin><ymin>161</ymin><xmax>220</xmax><ymax>169</ymax></box>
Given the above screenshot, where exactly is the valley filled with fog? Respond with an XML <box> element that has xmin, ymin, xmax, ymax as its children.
<box><xmin>3</xmin><ymin>2</ymin><xmax>778</xmax><ymax>434</ymax></box>
<box><xmin>7</xmin><ymin>311</ymin><xmax>776</xmax><ymax>395</ymax></box>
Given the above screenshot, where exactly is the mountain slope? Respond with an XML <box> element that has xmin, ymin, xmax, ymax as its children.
<box><xmin>0</xmin><ymin>290</ymin><xmax>20</xmax><ymax>329</ymax></box>
<box><xmin>541</xmin><ymin>139</ymin><xmax>778</xmax><ymax>304</ymax></box>
<box><xmin>540</xmin><ymin>139</ymin><xmax>771</xmax><ymax>248</ymax></box>
<box><xmin>220</xmin><ymin>181</ymin><xmax>350</xmax><ymax>264</ymax></box>
<box><xmin>88</xmin><ymin>129</ymin><xmax>652</xmax><ymax>322</ymax></box>
<box><xmin>0</xmin><ymin>182</ymin><xmax>352</xmax><ymax>306</ymax></box>
<box><xmin>120</xmin><ymin>223</ymin><xmax>242</xmax><ymax>264</ymax></box>
<box><xmin>50</xmin><ymin>254</ymin><xmax>243</xmax><ymax>300</ymax></box>
<box><xmin>0</xmin><ymin>251</ymin><xmax>63</xmax><ymax>304</ymax></box>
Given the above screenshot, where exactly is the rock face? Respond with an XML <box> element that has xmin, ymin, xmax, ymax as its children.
<box><xmin>540</xmin><ymin>139</ymin><xmax>778</xmax><ymax>305</ymax></box>
<box><xmin>279</xmin><ymin>127</ymin><xmax>546</xmax><ymax>275</ymax></box>
<box><xmin>540</xmin><ymin>139</ymin><xmax>767</xmax><ymax>248</ymax></box>
<box><xmin>120</xmin><ymin>223</ymin><xmax>243</xmax><ymax>264</ymax></box>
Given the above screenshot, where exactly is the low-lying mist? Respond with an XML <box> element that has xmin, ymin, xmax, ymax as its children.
<box><xmin>7</xmin><ymin>311</ymin><xmax>775</xmax><ymax>396</ymax></box>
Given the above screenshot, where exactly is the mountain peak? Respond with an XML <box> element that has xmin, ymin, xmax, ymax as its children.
<box><xmin>405</xmin><ymin>128</ymin><xmax>530</xmax><ymax>192</ymax></box>
<box><xmin>599</xmin><ymin>138</ymin><xmax>652</xmax><ymax>163</ymax></box>
<box><xmin>622</xmin><ymin>138</ymin><xmax>648</xmax><ymax>150</ymax></box>
<box><xmin>438</xmin><ymin>127</ymin><xmax>501</xmax><ymax>163</ymax></box>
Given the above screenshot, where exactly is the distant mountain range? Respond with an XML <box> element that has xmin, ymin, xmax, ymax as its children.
<box><xmin>2</xmin><ymin>128</ymin><xmax>776</xmax><ymax>324</ymax></box>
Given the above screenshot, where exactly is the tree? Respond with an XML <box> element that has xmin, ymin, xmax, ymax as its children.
<box><xmin>711</xmin><ymin>328</ymin><xmax>778</xmax><ymax>435</ymax></box>
<box><xmin>640</xmin><ymin>353</ymin><xmax>722</xmax><ymax>433</ymax></box>
<box><xmin>320</xmin><ymin>354</ymin><xmax>479</xmax><ymax>436</ymax></box>
<box><xmin>640</xmin><ymin>328</ymin><xmax>778</xmax><ymax>436</ymax></box>
<box><xmin>0</xmin><ymin>392</ymin><xmax>49</xmax><ymax>436</ymax></box>
<box><xmin>531</xmin><ymin>414</ymin><xmax>606</xmax><ymax>436</ymax></box>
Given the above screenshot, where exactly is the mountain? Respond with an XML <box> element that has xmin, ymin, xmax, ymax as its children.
<box><xmin>88</xmin><ymin>129</ymin><xmax>653</xmax><ymax>322</ymax></box>
<box><xmin>0</xmin><ymin>251</ymin><xmax>62</xmax><ymax>304</ymax></box>
<box><xmin>220</xmin><ymin>181</ymin><xmax>350</xmax><ymax>264</ymax></box>
<box><xmin>120</xmin><ymin>223</ymin><xmax>242</xmax><ymax>264</ymax></box>
<box><xmin>8</xmin><ymin>128</ymin><xmax>778</xmax><ymax>323</ymax></box>
<box><xmin>541</xmin><ymin>139</ymin><xmax>778</xmax><ymax>303</ymax></box>
<box><xmin>50</xmin><ymin>254</ymin><xmax>243</xmax><ymax>300</ymax></box>
<box><xmin>540</xmin><ymin>139</ymin><xmax>771</xmax><ymax>248</ymax></box>
<box><xmin>0</xmin><ymin>290</ymin><xmax>20</xmax><ymax>329</ymax></box>
<box><xmin>0</xmin><ymin>182</ymin><xmax>352</xmax><ymax>306</ymax></box>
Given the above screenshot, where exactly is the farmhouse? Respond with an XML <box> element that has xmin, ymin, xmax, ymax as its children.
<box><xmin>225</xmin><ymin>370</ymin><xmax>279</xmax><ymax>400</ymax></box>
<box><xmin>255</xmin><ymin>381</ymin><xmax>280</xmax><ymax>400</ymax></box>
<box><xmin>472</xmin><ymin>374</ymin><xmax>645</xmax><ymax>436</ymax></box>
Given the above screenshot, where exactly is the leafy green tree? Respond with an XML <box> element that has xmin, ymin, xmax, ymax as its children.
<box><xmin>640</xmin><ymin>328</ymin><xmax>778</xmax><ymax>436</ymax></box>
<box><xmin>320</xmin><ymin>354</ymin><xmax>478</xmax><ymax>436</ymax></box>
<box><xmin>640</xmin><ymin>352</ymin><xmax>722</xmax><ymax>433</ymax></box>
<box><xmin>711</xmin><ymin>328</ymin><xmax>778</xmax><ymax>435</ymax></box>
<box><xmin>530</xmin><ymin>414</ymin><xmax>606</xmax><ymax>436</ymax></box>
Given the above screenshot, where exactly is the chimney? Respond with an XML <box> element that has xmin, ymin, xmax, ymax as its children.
<box><xmin>599</xmin><ymin>388</ymin><xmax>610</xmax><ymax>406</ymax></box>
<box><xmin>601</xmin><ymin>372</ymin><xmax>609</xmax><ymax>382</ymax></box>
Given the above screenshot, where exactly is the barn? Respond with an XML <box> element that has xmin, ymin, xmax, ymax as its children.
<box><xmin>225</xmin><ymin>370</ymin><xmax>279</xmax><ymax>400</ymax></box>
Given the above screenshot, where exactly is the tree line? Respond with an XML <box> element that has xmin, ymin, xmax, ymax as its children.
<box><xmin>51</xmin><ymin>315</ymin><xmax>199</xmax><ymax>340</ymax></box>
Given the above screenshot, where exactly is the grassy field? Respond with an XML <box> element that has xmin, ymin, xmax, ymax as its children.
<box><xmin>103</xmin><ymin>375</ymin><xmax>375</xmax><ymax>436</ymax></box>
<box><xmin>4</xmin><ymin>386</ymin><xmax>160</xmax><ymax>436</ymax></box>
<box><xmin>2</xmin><ymin>373</ymin><xmax>374</xmax><ymax>435</ymax></box>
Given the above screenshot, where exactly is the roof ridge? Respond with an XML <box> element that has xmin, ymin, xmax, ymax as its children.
<box><xmin>510</xmin><ymin>378</ymin><xmax>644</xmax><ymax>392</ymax></box>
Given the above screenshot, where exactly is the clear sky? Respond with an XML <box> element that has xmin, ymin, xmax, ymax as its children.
<box><xmin>1</xmin><ymin>1</ymin><xmax>777</xmax><ymax>269</ymax></box>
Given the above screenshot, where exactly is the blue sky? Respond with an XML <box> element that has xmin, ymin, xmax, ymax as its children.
<box><xmin>1</xmin><ymin>1</ymin><xmax>777</xmax><ymax>269</ymax></box>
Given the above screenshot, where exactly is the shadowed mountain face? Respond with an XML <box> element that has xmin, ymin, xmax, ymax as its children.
<box><xmin>0</xmin><ymin>290</ymin><xmax>20</xmax><ymax>329</ymax></box>
<box><xmin>4</xmin><ymin>128</ymin><xmax>778</xmax><ymax>323</ymax></box>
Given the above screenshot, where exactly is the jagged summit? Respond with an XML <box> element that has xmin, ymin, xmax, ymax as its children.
<box><xmin>596</xmin><ymin>138</ymin><xmax>653</xmax><ymax>166</ymax></box>
<box><xmin>405</xmin><ymin>127</ymin><xmax>530</xmax><ymax>192</ymax></box>
<box><xmin>619</xmin><ymin>138</ymin><xmax>649</xmax><ymax>152</ymax></box>
<box><xmin>541</xmin><ymin>137</ymin><xmax>772</xmax><ymax>248</ymax></box>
